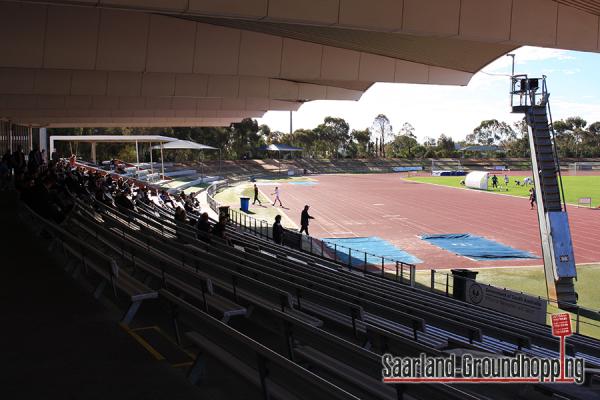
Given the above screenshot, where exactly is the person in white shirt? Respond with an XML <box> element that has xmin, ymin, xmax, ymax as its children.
<box><xmin>271</xmin><ymin>186</ymin><xmax>283</xmax><ymax>207</ymax></box>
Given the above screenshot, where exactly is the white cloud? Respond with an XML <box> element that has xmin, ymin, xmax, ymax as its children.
<box><xmin>257</xmin><ymin>46</ymin><xmax>592</xmax><ymax>143</ymax></box>
<box><xmin>480</xmin><ymin>46</ymin><xmax>575</xmax><ymax>73</ymax></box>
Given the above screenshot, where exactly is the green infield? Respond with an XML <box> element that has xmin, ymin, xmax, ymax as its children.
<box><xmin>406</xmin><ymin>175</ymin><xmax>600</xmax><ymax>207</ymax></box>
<box><xmin>413</xmin><ymin>264</ymin><xmax>600</xmax><ymax>338</ymax></box>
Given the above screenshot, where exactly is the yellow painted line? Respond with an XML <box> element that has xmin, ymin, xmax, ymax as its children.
<box><xmin>153</xmin><ymin>326</ymin><xmax>197</xmax><ymax>360</ymax></box>
<box><xmin>120</xmin><ymin>323</ymin><xmax>165</xmax><ymax>361</ymax></box>
<box><xmin>171</xmin><ymin>361</ymin><xmax>194</xmax><ymax>368</ymax></box>
<box><xmin>130</xmin><ymin>325</ymin><xmax>160</xmax><ymax>332</ymax></box>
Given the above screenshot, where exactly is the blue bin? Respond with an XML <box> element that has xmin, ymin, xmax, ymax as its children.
<box><xmin>240</xmin><ymin>197</ymin><xmax>250</xmax><ymax>212</ymax></box>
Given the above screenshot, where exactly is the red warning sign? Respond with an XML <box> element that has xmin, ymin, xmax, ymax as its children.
<box><xmin>551</xmin><ymin>313</ymin><xmax>572</xmax><ymax>337</ymax></box>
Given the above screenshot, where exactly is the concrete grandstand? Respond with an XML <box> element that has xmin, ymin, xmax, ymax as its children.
<box><xmin>3</xmin><ymin>1</ymin><xmax>600</xmax><ymax>399</ymax></box>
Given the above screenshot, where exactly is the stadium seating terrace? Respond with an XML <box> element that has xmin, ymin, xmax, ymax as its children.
<box><xmin>4</xmin><ymin>156</ymin><xmax>600</xmax><ymax>399</ymax></box>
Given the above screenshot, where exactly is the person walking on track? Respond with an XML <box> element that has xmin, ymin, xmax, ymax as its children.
<box><xmin>252</xmin><ymin>183</ymin><xmax>262</xmax><ymax>205</ymax></box>
<box><xmin>272</xmin><ymin>186</ymin><xmax>283</xmax><ymax>207</ymax></box>
<box><xmin>299</xmin><ymin>205</ymin><xmax>314</xmax><ymax>235</ymax></box>
<box><xmin>529</xmin><ymin>188</ymin><xmax>537</xmax><ymax>210</ymax></box>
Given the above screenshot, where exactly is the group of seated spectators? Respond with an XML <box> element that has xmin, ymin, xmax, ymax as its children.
<box><xmin>5</xmin><ymin>152</ymin><xmax>297</xmax><ymax>250</ymax></box>
<box><xmin>4</xmin><ymin>155</ymin><xmax>236</xmax><ymax>242</ymax></box>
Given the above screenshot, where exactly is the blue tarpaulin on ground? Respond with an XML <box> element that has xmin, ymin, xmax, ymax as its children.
<box><xmin>421</xmin><ymin>233</ymin><xmax>538</xmax><ymax>260</ymax></box>
<box><xmin>322</xmin><ymin>236</ymin><xmax>422</xmax><ymax>266</ymax></box>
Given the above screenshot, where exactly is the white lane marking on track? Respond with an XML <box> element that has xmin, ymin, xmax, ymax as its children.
<box><xmin>285</xmin><ymin>185</ymin><xmax>358</xmax><ymax>237</ymax></box>
<box><xmin>373</xmin><ymin>203</ymin><xmax>384</xmax><ymax>206</ymax></box>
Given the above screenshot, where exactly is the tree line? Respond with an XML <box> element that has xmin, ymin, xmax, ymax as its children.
<box><xmin>49</xmin><ymin>114</ymin><xmax>600</xmax><ymax>163</ymax></box>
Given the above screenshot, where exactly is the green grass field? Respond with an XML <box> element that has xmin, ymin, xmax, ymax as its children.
<box><xmin>406</xmin><ymin>175</ymin><xmax>600</xmax><ymax>207</ymax></box>
<box><xmin>413</xmin><ymin>265</ymin><xmax>600</xmax><ymax>338</ymax></box>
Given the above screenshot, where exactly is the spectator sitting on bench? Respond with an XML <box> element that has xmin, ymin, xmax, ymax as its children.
<box><xmin>115</xmin><ymin>188</ymin><xmax>135</xmax><ymax>211</ymax></box>
<box><xmin>189</xmin><ymin>192</ymin><xmax>200</xmax><ymax>209</ymax></box>
<box><xmin>174</xmin><ymin>206</ymin><xmax>188</xmax><ymax>223</ymax></box>
<box><xmin>180</xmin><ymin>192</ymin><xmax>196</xmax><ymax>213</ymax></box>
<box><xmin>197</xmin><ymin>212</ymin><xmax>211</xmax><ymax>234</ymax></box>
<box><xmin>212</xmin><ymin>214</ymin><xmax>229</xmax><ymax>243</ymax></box>
<box><xmin>160</xmin><ymin>190</ymin><xmax>175</xmax><ymax>208</ymax></box>
<box><xmin>135</xmin><ymin>186</ymin><xmax>150</xmax><ymax>205</ymax></box>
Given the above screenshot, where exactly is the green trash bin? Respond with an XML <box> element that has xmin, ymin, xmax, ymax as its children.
<box><xmin>451</xmin><ymin>269</ymin><xmax>478</xmax><ymax>301</ymax></box>
<box><xmin>240</xmin><ymin>197</ymin><xmax>250</xmax><ymax>212</ymax></box>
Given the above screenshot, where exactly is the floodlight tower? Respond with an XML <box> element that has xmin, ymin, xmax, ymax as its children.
<box><xmin>509</xmin><ymin>74</ymin><xmax>578</xmax><ymax>309</ymax></box>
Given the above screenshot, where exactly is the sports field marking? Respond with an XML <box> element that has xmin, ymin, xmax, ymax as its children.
<box><xmin>372</xmin><ymin>203</ymin><xmax>384</xmax><ymax>206</ymax></box>
<box><xmin>284</xmin><ymin>188</ymin><xmax>358</xmax><ymax>237</ymax></box>
<box><xmin>403</xmin><ymin>179</ymin><xmax>529</xmax><ymax>201</ymax></box>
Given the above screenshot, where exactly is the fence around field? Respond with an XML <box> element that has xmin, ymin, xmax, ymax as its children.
<box><xmin>427</xmin><ymin>269</ymin><xmax>600</xmax><ymax>339</ymax></box>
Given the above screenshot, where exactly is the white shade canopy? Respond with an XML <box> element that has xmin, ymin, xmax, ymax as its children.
<box><xmin>151</xmin><ymin>140</ymin><xmax>217</xmax><ymax>150</ymax></box>
<box><xmin>50</xmin><ymin>135</ymin><xmax>177</xmax><ymax>144</ymax></box>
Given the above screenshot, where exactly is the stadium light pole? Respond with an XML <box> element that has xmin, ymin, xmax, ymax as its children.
<box><xmin>149</xmin><ymin>142</ymin><xmax>154</xmax><ymax>175</ymax></box>
<box><xmin>507</xmin><ymin>53</ymin><xmax>516</xmax><ymax>107</ymax></box>
<box><xmin>507</xmin><ymin>53</ymin><xmax>515</xmax><ymax>76</ymax></box>
<box><xmin>160</xmin><ymin>143</ymin><xmax>165</xmax><ymax>181</ymax></box>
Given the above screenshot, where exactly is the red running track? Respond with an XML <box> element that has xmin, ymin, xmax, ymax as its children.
<box><xmin>276</xmin><ymin>173</ymin><xmax>600</xmax><ymax>270</ymax></box>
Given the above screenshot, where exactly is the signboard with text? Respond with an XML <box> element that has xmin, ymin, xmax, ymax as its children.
<box><xmin>551</xmin><ymin>313</ymin><xmax>572</xmax><ymax>337</ymax></box>
<box><xmin>465</xmin><ymin>281</ymin><xmax>547</xmax><ymax>324</ymax></box>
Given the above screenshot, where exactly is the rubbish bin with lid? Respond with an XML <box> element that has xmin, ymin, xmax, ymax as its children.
<box><xmin>451</xmin><ymin>269</ymin><xmax>478</xmax><ymax>301</ymax></box>
<box><xmin>218</xmin><ymin>205</ymin><xmax>230</xmax><ymax>220</ymax></box>
<box><xmin>240</xmin><ymin>197</ymin><xmax>250</xmax><ymax>212</ymax></box>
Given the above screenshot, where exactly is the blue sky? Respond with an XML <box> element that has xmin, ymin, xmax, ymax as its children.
<box><xmin>257</xmin><ymin>47</ymin><xmax>600</xmax><ymax>142</ymax></box>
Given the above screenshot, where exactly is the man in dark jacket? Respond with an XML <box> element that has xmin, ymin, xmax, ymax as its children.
<box><xmin>197</xmin><ymin>212</ymin><xmax>211</xmax><ymax>234</ymax></box>
<box><xmin>299</xmin><ymin>205</ymin><xmax>314</xmax><ymax>235</ymax></box>
<box><xmin>252</xmin><ymin>183</ymin><xmax>262</xmax><ymax>205</ymax></box>
<box><xmin>272</xmin><ymin>214</ymin><xmax>284</xmax><ymax>245</ymax></box>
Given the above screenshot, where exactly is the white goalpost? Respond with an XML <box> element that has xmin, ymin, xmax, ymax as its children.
<box><xmin>568</xmin><ymin>162</ymin><xmax>600</xmax><ymax>175</ymax></box>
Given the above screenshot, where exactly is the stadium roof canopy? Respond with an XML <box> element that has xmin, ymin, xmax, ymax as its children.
<box><xmin>2</xmin><ymin>0</ymin><xmax>600</xmax><ymax>128</ymax></box>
